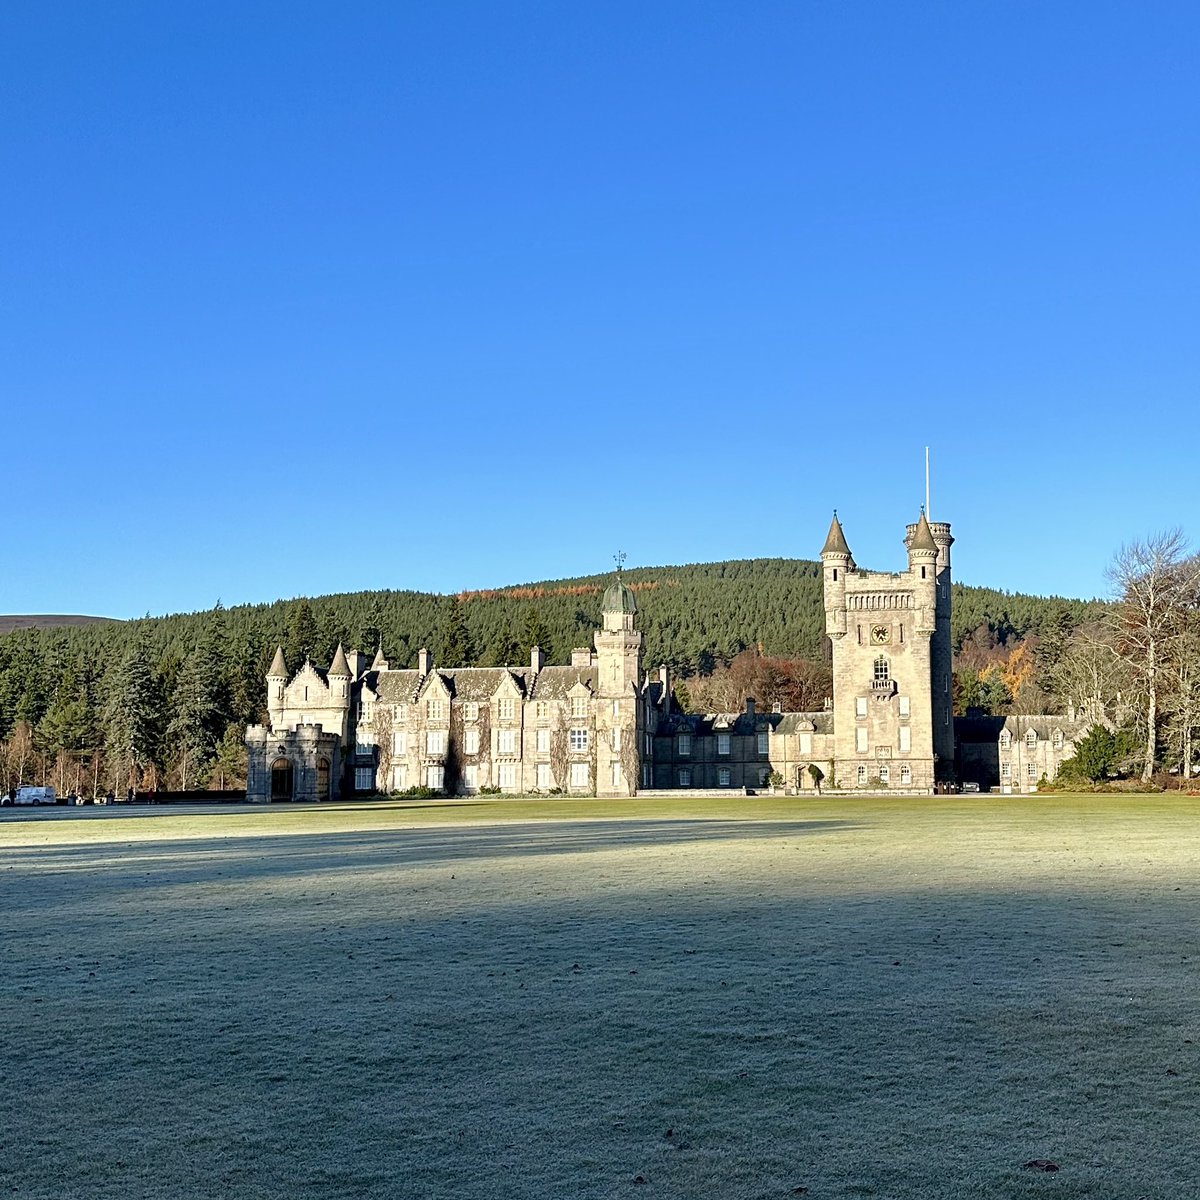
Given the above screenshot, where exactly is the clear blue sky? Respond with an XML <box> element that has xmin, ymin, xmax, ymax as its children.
<box><xmin>4</xmin><ymin>2</ymin><xmax>1197</xmax><ymax>618</ymax></box>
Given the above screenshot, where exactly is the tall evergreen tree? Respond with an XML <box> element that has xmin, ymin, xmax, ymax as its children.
<box><xmin>521</xmin><ymin>606</ymin><xmax>552</xmax><ymax>662</ymax></box>
<box><xmin>284</xmin><ymin>599</ymin><xmax>320</xmax><ymax>667</ymax></box>
<box><xmin>104</xmin><ymin>640</ymin><xmax>163</xmax><ymax>792</ymax></box>
<box><xmin>167</xmin><ymin>638</ymin><xmax>229</xmax><ymax>789</ymax></box>
<box><xmin>438</xmin><ymin>598</ymin><xmax>474</xmax><ymax>667</ymax></box>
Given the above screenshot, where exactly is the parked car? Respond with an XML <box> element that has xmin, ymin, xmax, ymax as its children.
<box><xmin>14</xmin><ymin>786</ymin><xmax>57</xmax><ymax>806</ymax></box>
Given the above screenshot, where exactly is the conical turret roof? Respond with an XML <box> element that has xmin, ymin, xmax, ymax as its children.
<box><xmin>328</xmin><ymin>643</ymin><xmax>351</xmax><ymax>677</ymax></box>
<box><xmin>370</xmin><ymin>644</ymin><xmax>388</xmax><ymax>672</ymax></box>
<box><xmin>909</xmin><ymin>509</ymin><xmax>938</xmax><ymax>553</ymax></box>
<box><xmin>821</xmin><ymin>512</ymin><xmax>851</xmax><ymax>557</ymax></box>
<box><xmin>267</xmin><ymin>646</ymin><xmax>288</xmax><ymax>678</ymax></box>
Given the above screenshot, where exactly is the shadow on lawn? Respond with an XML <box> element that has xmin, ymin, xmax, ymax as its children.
<box><xmin>0</xmin><ymin>817</ymin><xmax>862</xmax><ymax>888</ymax></box>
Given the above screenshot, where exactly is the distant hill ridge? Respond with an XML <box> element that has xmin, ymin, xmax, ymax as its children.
<box><xmin>0</xmin><ymin>615</ymin><xmax>118</xmax><ymax>635</ymax></box>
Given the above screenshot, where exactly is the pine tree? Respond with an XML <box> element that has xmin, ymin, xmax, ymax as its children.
<box><xmin>167</xmin><ymin>638</ymin><xmax>228</xmax><ymax>789</ymax></box>
<box><xmin>104</xmin><ymin>641</ymin><xmax>162</xmax><ymax>794</ymax></box>
<box><xmin>521</xmin><ymin>606</ymin><xmax>552</xmax><ymax>662</ymax></box>
<box><xmin>438</xmin><ymin>598</ymin><xmax>474</xmax><ymax>667</ymax></box>
<box><xmin>284</xmin><ymin>599</ymin><xmax>320</xmax><ymax>666</ymax></box>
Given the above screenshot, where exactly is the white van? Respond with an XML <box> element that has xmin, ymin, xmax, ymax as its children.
<box><xmin>14</xmin><ymin>786</ymin><xmax>57</xmax><ymax>806</ymax></box>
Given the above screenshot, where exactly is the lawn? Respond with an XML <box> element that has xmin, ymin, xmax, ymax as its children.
<box><xmin>3</xmin><ymin>793</ymin><xmax>1199</xmax><ymax>1199</ymax></box>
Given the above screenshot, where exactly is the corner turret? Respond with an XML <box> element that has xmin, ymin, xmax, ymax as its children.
<box><xmin>821</xmin><ymin>512</ymin><xmax>852</xmax><ymax>640</ymax></box>
<box><xmin>328</xmin><ymin>643</ymin><xmax>352</xmax><ymax>705</ymax></box>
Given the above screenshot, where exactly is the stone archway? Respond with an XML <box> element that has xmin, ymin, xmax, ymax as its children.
<box><xmin>270</xmin><ymin>758</ymin><xmax>294</xmax><ymax>802</ymax></box>
<box><xmin>316</xmin><ymin>757</ymin><xmax>330</xmax><ymax>802</ymax></box>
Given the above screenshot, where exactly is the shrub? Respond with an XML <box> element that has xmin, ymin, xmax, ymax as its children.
<box><xmin>478</xmin><ymin>785</ymin><xmax>501</xmax><ymax>796</ymax></box>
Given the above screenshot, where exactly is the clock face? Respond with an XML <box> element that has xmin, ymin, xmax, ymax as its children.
<box><xmin>870</xmin><ymin>624</ymin><xmax>891</xmax><ymax>646</ymax></box>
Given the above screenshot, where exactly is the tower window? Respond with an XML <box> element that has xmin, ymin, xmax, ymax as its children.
<box><xmin>921</xmin><ymin>566</ymin><xmax>927</xmax><ymax>579</ymax></box>
<box><xmin>833</xmin><ymin>569</ymin><xmax>838</xmax><ymax>581</ymax></box>
<box><xmin>873</xmin><ymin>657</ymin><xmax>890</xmax><ymax>682</ymax></box>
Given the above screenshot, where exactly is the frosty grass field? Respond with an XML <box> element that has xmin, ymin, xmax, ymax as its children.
<box><xmin>3</xmin><ymin>793</ymin><xmax>1200</xmax><ymax>1200</ymax></box>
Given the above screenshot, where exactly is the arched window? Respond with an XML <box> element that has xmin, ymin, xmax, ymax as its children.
<box><xmin>270</xmin><ymin>758</ymin><xmax>294</xmax><ymax>802</ymax></box>
<box><xmin>873</xmin><ymin>656</ymin><xmax>890</xmax><ymax>682</ymax></box>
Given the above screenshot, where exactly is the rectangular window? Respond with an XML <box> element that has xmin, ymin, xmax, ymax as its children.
<box><xmin>611</xmin><ymin>727</ymin><xmax>621</xmax><ymax>752</ymax></box>
<box><xmin>1001</xmin><ymin>762</ymin><xmax>1011</xmax><ymax>779</ymax></box>
<box><xmin>611</xmin><ymin>761</ymin><xmax>621</xmax><ymax>787</ymax></box>
<box><xmin>463</xmin><ymin>702</ymin><xmax>479</xmax><ymax>721</ymax></box>
<box><xmin>898</xmin><ymin>696</ymin><xmax>910</xmax><ymax>718</ymax></box>
<box><xmin>536</xmin><ymin>763</ymin><xmax>552</xmax><ymax>790</ymax></box>
<box><xmin>757</xmin><ymin>732</ymin><xmax>769</xmax><ymax>756</ymax></box>
<box><xmin>426</xmin><ymin>698</ymin><xmax>444</xmax><ymax>720</ymax></box>
<box><xmin>569</xmin><ymin>728</ymin><xmax>589</xmax><ymax>752</ymax></box>
<box><xmin>536</xmin><ymin>728</ymin><xmax>551</xmax><ymax>753</ymax></box>
<box><xmin>612</xmin><ymin>700</ymin><xmax>620</xmax><ymax>720</ymax></box>
<box><xmin>857</xmin><ymin>765</ymin><xmax>867</xmax><ymax>784</ymax></box>
<box><xmin>678</xmin><ymin>732</ymin><xmax>692</xmax><ymax>756</ymax></box>
<box><xmin>856</xmin><ymin>697</ymin><xmax>868</xmax><ymax>718</ymax></box>
<box><xmin>355</xmin><ymin>767</ymin><xmax>374</xmax><ymax>792</ymax></box>
<box><xmin>463</xmin><ymin>765</ymin><xmax>477</xmax><ymax>791</ymax></box>
<box><xmin>1053</xmin><ymin>731</ymin><xmax>1064</xmax><ymax>750</ymax></box>
<box><xmin>900</xmin><ymin>765</ymin><xmax>912</xmax><ymax>785</ymax></box>
<box><xmin>498</xmin><ymin>729</ymin><xmax>516</xmax><ymax>754</ymax></box>
<box><xmin>426</xmin><ymin>730</ymin><xmax>446</xmax><ymax>755</ymax></box>
<box><xmin>855</xmin><ymin>727</ymin><xmax>868</xmax><ymax>754</ymax></box>
<box><xmin>535</xmin><ymin>701</ymin><xmax>549</xmax><ymax>721</ymax></box>
<box><xmin>464</xmin><ymin>728</ymin><xmax>479</xmax><ymax>755</ymax></box>
<box><xmin>394</xmin><ymin>704</ymin><xmax>408</xmax><ymax>722</ymax></box>
<box><xmin>718</xmin><ymin>767</ymin><xmax>731</xmax><ymax>787</ymax></box>
<box><xmin>355</xmin><ymin>740</ymin><xmax>373</xmax><ymax>756</ymax></box>
<box><xmin>1027</xmin><ymin>762</ymin><xmax>1038</xmax><ymax>779</ymax></box>
<box><xmin>898</xmin><ymin>726</ymin><xmax>911</xmax><ymax>753</ymax></box>
<box><xmin>393</xmin><ymin>730</ymin><xmax>407</xmax><ymax>756</ymax></box>
<box><xmin>498</xmin><ymin>698</ymin><xmax>515</xmax><ymax>720</ymax></box>
<box><xmin>571</xmin><ymin>696</ymin><xmax>588</xmax><ymax>718</ymax></box>
<box><xmin>678</xmin><ymin>768</ymin><xmax>691</xmax><ymax>787</ymax></box>
<box><xmin>570</xmin><ymin>762</ymin><xmax>589</xmax><ymax>788</ymax></box>
<box><xmin>426</xmin><ymin>765</ymin><xmax>444</xmax><ymax>791</ymax></box>
<box><xmin>393</xmin><ymin>764</ymin><xmax>407</xmax><ymax>790</ymax></box>
<box><xmin>799</xmin><ymin>732</ymin><xmax>813</xmax><ymax>755</ymax></box>
<box><xmin>499</xmin><ymin>763</ymin><xmax>517</xmax><ymax>790</ymax></box>
<box><xmin>717</xmin><ymin>733</ymin><xmax>730</xmax><ymax>756</ymax></box>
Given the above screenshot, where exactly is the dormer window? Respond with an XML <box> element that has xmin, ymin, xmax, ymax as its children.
<box><xmin>426</xmin><ymin>699</ymin><xmax>444</xmax><ymax>720</ymax></box>
<box><xmin>498</xmin><ymin>698</ymin><xmax>515</xmax><ymax>720</ymax></box>
<box><xmin>571</xmin><ymin>696</ymin><xmax>588</xmax><ymax>719</ymax></box>
<box><xmin>1000</xmin><ymin>731</ymin><xmax>1011</xmax><ymax>750</ymax></box>
<box><xmin>1025</xmin><ymin>730</ymin><xmax>1037</xmax><ymax>750</ymax></box>
<box><xmin>1052</xmin><ymin>730</ymin><xmax>1064</xmax><ymax>750</ymax></box>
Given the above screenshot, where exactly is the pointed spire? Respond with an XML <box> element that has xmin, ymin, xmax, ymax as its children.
<box><xmin>328</xmin><ymin>643</ymin><xmax>351</xmax><ymax>677</ymax></box>
<box><xmin>909</xmin><ymin>507</ymin><xmax>938</xmax><ymax>553</ymax></box>
<box><xmin>370</xmin><ymin>643</ymin><xmax>388</xmax><ymax>672</ymax></box>
<box><xmin>267</xmin><ymin>646</ymin><xmax>287</xmax><ymax>679</ymax></box>
<box><xmin>821</xmin><ymin>510</ymin><xmax>851</xmax><ymax>557</ymax></box>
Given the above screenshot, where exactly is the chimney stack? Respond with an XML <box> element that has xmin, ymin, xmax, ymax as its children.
<box><xmin>531</xmin><ymin>645</ymin><xmax>546</xmax><ymax>674</ymax></box>
<box><xmin>745</xmin><ymin>697</ymin><xmax>756</xmax><ymax>717</ymax></box>
<box><xmin>418</xmin><ymin>647</ymin><xmax>432</xmax><ymax>675</ymax></box>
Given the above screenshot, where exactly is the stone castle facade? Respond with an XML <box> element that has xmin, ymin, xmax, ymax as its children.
<box><xmin>246</xmin><ymin>511</ymin><xmax>1088</xmax><ymax>802</ymax></box>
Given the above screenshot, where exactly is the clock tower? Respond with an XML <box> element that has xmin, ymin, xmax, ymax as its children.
<box><xmin>821</xmin><ymin>510</ymin><xmax>953</xmax><ymax>793</ymax></box>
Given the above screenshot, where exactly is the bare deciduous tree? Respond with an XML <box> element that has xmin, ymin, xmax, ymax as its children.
<box><xmin>1106</xmin><ymin>530</ymin><xmax>1200</xmax><ymax>781</ymax></box>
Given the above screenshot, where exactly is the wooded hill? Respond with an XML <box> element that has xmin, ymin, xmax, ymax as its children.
<box><xmin>0</xmin><ymin>557</ymin><xmax>1102</xmax><ymax>738</ymax></box>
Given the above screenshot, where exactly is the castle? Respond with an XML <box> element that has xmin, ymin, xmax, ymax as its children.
<box><xmin>246</xmin><ymin>511</ymin><xmax>1089</xmax><ymax>801</ymax></box>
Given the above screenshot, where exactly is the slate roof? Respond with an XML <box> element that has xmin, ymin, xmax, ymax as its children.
<box><xmin>775</xmin><ymin>711</ymin><xmax>835</xmax><ymax>736</ymax></box>
<box><xmin>528</xmin><ymin>665</ymin><xmax>596</xmax><ymax>699</ymax></box>
<box><xmin>908</xmin><ymin>510</ymin><xmax>938</xmax><ymax>553</ymax></box>
<box><xmin>328</xmin><ymin>643</ymin><xmax>351</xmax><ymax>677</ymax></box>
<box><xmin>821</xmin><ymin>512</ymin><xmax>851</xmax><ymax>556</ymax></box>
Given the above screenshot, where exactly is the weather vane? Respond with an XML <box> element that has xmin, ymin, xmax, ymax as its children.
<box><xmin>614</xmin><ymin>550</ymin><xmax>627</xmax><ymax>575</ymax></box>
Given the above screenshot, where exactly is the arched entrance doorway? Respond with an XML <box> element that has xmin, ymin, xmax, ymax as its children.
<box><xmin>270</xmin><ymin>758</ymin><xmax>294</xmax><ymax>802</ymax></box>
<box><xmin>316</xmin><ymin>758</ymin><xmax>330</xmax><ymax>802</ymax></box>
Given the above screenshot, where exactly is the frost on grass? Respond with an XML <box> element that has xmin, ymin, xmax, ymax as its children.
<box><xmin>2</xmin><ymin>795</ymin><xmax>1200</xmax><ymax>1199</ymax></box>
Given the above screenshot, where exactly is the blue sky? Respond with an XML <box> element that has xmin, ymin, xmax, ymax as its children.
<box><xmin>4</xmin><ymin>2</ymin><xmax>1197</xmax><ymax>618</ymax></box>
